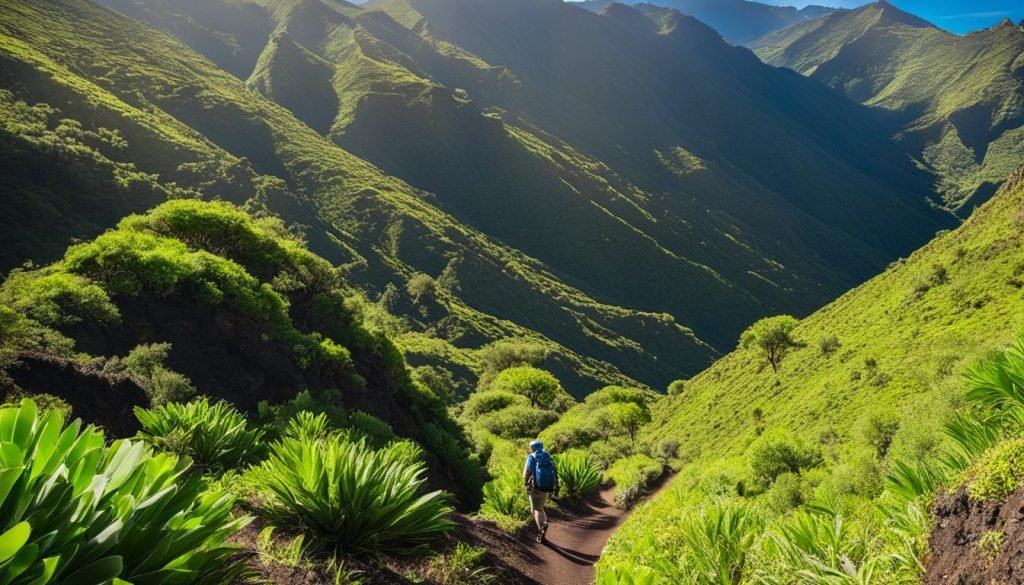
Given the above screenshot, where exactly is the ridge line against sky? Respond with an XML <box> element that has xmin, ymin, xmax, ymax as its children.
<box><xmin>738</xmin><ymin>0</ymin><xmax>1023</xmax><ymax>33</ymax></box>
<box><xmin>563</xmin><ymin>0</ymin><xmax>1024</xmax><ymax>34</ymax></box>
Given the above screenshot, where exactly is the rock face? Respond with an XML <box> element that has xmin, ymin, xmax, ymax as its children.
<box><xmin>9</xmin><ymin>352</ymin><xmax>148</xmax><ymax>437</ymax></box>
<box><xmin>925</xmin><ymin>488</ymin><xmax>1024</xmax><ymax>584</ymax></box>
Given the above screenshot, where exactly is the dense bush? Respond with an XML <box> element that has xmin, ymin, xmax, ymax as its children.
<box><xmin>746</xmin><ymin>431</ymin><xmax>822</xmax><ymax>490</ymax></box>
<box><xmin>248</xmin><ymin>432</ymin><xmax>454</xmax><ymax>554</ymax></box>
<box><xmin>965</xmin><ymin>437</ymin><xmax>1024</xmax><ymax>501</ymax></box>
<box><xmin>135</xmin><ymin>398</ymin><xmax>265</xmax><ymax>470</ymax></box>
<box><xmin>606</xmin><ymin>454</ymin><xmax>664</xmax><ymax>508</ymax></box>
<box><xmin>461</xmin><ymin>390</ymin><xmax>530</xmax><ymax>420</ymax></box>
<box><xmin>0</xmin><ymin>399</ymin><xmax>250</xmax><ymax>584</ymax></box>
<box><xmin>667</xmin><ymin>379</ymin><xmax>686</xmax><ymax>396</ymax></box>
<box><xmin>479</xmin><ymin>472</ymin><xmax>531</xmax><ymax>531</ymax></box>
<box><xmin>104</xmin><ymin>342</ymin><xmax>195</xmax><ymax>405</ymax></box>
<box><xmin>491</xmin><ymin>367</ymin><xmax>563</xmax><ymax>408</ymax></box>
<box><xmin>474</xmin><ymin>405</ymin><xmax>559</xmax><ymax>440</ymax></box>
<box><xmin>555</xmin><ymin>450</ymin><xmax>602</xmax><ymax>499</ymax></box>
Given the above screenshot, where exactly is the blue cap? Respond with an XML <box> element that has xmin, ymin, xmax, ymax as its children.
<box><xmin>530</xmin><ymin>440</ymin><xmax>543</xmax><ymax>452</ymax></box>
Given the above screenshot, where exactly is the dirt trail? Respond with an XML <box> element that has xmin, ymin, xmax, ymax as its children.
<box><xmin>508</xmin><ymin>478</ymin><xmax>675</xmax><ymax>585</ymax></box>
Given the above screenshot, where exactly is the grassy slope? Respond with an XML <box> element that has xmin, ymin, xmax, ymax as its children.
<box><xmin>114</xmin><ymin>0</ymin><xmax>955</xmax><ymax>357</ymax></box>
<box><xmin>606</xmin><ymin>168</ymin><xmax>1024</xmax><ymax>563</ymax></box>
<box><xmin>754</xmin><ymin>3</ymin><xmax>1024</xmax><ymax>211</ymax></box>
<box><xmin>0</xmin><ymin>0</ymin><xmax>709</xmax><ymax>396</ymax></box>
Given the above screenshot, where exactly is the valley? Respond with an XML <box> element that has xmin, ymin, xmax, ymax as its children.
<box><xmin>1</xmin><ymin>0</ymin><xmax>1023</xmax><ymax>583</ymax></box>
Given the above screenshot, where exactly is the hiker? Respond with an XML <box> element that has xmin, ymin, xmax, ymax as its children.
<box><xmin>523</xmin><ymin>439</ymin><xmax>558</xmax><ymax>543</ymax></box>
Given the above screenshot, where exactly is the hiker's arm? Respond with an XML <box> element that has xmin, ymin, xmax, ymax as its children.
<box><xmin>523</xmin><ymin>455</ymin><xmax>534</xmax><ymax>486</ymax></box>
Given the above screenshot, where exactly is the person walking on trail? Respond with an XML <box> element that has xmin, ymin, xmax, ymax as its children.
<box><xmin>524</xmin><ymin>439</ymin><xmax>558</xmax><ymax>543</ymax></box>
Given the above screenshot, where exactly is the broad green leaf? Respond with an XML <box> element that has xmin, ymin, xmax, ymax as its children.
<box><xmin>61</xmin><ymin>556</ymin><xmax>123</xmax><ymax>585</ymax></box>
<box><xmin>0</xmin><ymin>523</ymin><xmax>30</xmax><ymax>564</ymax></box>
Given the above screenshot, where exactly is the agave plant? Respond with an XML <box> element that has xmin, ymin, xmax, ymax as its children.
<box><xmin>134</xmin><ymin>398</ymin><xmax>265</xmax><ymax>470</ymax></box>
<box><xmin>555</xmin><ymin>450</ymin><xmax>602</xmax><ymax>500</ymax></box>
<box><xmin>0</xmin><ymin>399</ymin><xmax>250</xmax><ymax>585</ymax></box>
<box><xmin>679</xmin><ymin>501</ymin><xmax>763</xmax><ymax>585</ymax></box>
<box><xmin>479</xmin><ymin>471</ymin><xmax>531</xmax><ymax>527</ymax></box>
<box><xmin>248</xmin><ymin>433</ymin><xmax>454</xmax><ymax>554</ymax></box>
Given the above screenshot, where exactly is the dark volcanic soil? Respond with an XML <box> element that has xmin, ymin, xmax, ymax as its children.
<box><xmin>924</xmin><ymin>487</ymin><xmax>1024</xmax><ymax>584</ymax></box>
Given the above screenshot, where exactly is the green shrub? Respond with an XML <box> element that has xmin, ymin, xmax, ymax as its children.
<box><xmin>284</xmin><ymin>410</ymin><xmax>331</xmax><ymax>441</ymax></box>
<box><xmin>754</xmin><ymin>507</ymin><xmax>894</xmax><ymax>582</ymax></box>
<box><xmin>540</xmin><ymin>418</ymin><xmax>601</xmax><ymax>452</ymax></box>
<box><xmin>667</xmin><ymin>379</ymin><xmax>686</xmax><ymax>396</ymax></box>
<box><xmin>248</xmin><ymin>433</ymin><xmax>454</xmax><ymax>554</ymax></box>
<box><xmin>680</xmin><ymin>501</ymin><xmax>763</xmax><ymax>584</ymax></box>
<box><xmin>555</xmin><ymin>450</ymin><xmax>602</xmax><ymax>500</ymax></box>
<box><xmin>426</xmin><ymin>542</ymin><xmax>494</xmax><ymax>585</ymax></box>
<box><xmin>739</xmin><ymin>315</ymin><xmax>800</xmax><ymax>373</ymax></box>
<box><xmin>763</xmin><ymin>472</ymin><xmax>804</xmax><ymax>514</ymax></box>
<box><xmin>479</xmin><ymin>472</ymin><xmax>531</xmax><ymax>532</ymax></box>
<box><xmin>348</xmin><ymin>410</ymin><xmax>397</xmax><ymax>447</ymax></box>
<box><xmin>134</xmin><ymin>398</ymin><xmax>265</xmax><ymax>470</ymax></box>
<box><xmin>477</xmin><ymin>339</ymin><xmax>547</xmax><ymax>386</ymax></box>
<box><xmin>585</xmin><ymin>386</ymin><xmax>650</xmax><ymax>408</ymax></box>
<box><xmin>103</xmin><ymin>343</ymin><xmax>196</xmax><ymax>405</ymax></box>
<box><xmin>0</xmin><ymin>399</ymin><xmax>250</xmax><ymax>584</ymax></box>
<box><xmin>491</xmin><ymin>367</ymin><xmax>563</xmax><ymax>408</ymax></box>
<box><xmin>965</xmin><ymin>437</ymin><xmax>1024</xmax><ymax>502</ymax></box>
<box><xmin>862</xmin><ymin>410</ymin><xmax>901</xmax><ymax>458</ymax></box>
<box><xmin>606</xmin><ymin>454</ymin><xmax>664</xmax><ymax>508</ymax></box>
<box><xmin>461</xmin><ymin>390</ymin><xmax>529</xmax><ymax>420</ymax></box>
<box><xmin>474</xmin><ymin>405</ymin><xmax>559</xmax><ymax>440</ymax></box>
<box><xmin>747</xmin><ymin>431</ymin><xmax>822</xmax><ymax>491</ymax></box>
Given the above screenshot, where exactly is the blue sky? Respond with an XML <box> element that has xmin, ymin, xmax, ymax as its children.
<box><xmin>761</xmin><ymin>0</ymin><xmax>1024</xmax><ymax>33</ymax></box>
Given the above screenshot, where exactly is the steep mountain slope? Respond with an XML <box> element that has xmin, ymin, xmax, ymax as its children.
<box><xmin>0</xmin><ymin>199</ymin><xmax>487</xmax><ymax>501</ymax></box>
<box><xmin>600</xmin><ymin>168</ymin><xmax>1024</xmax><ymax>578</ymax></box>
<box><xmin>575</xmin><ymin>0</ymin><xmax>837</xmax><ymax>45</ymax></box>
<box><xmin>99</xmin><ymin>0</ymin><xmax>954</xmax><ymax>357</ymax></box>
<box><xmin>0</xmin><ymin>0</ymin><xmax>710</xmax><ymax>396</ymax></box>
<box><xmin>646</xmin><ymin>167</ymin><xmax>1024</xmax><ymax>462</ymax></box>
<box><xmin>754</xmin><ymin>2</ymin><xmax>1024</xmax><ymax>211</ymax></box>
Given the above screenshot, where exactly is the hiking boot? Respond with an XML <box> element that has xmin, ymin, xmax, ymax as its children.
<box><xmin>536</xmin><ymin>522</ymin><xmax>549</xmax><ymax>543</ymax></box>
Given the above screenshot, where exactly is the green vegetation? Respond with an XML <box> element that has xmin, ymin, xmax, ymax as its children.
<box><xmin>135</xmin><ymin>398</ymin><xmax>265</xmax><ymax>471</ymax></box>
<box><xmin>739</xmin><ymin>316</ymin><xmax>800</xmax><ymax>373</ymax></box>
<box><xmin>554</xmin><ymin>451</ymin><xmax>603</xmax><ymax>500</ymax></box>
<box><xmin>490</xmin><ymin>366</ymin><xmax>564</xmax><ymax>408</ymax></box>
<box><xmin>0</xmin><ymin>199</ymin><xmax>485</xmax><ymax>501</ymax></box>
<box><xmin>0</xmin><ymin>399</ymin><xmax>250</xmax><ymax>584</ymax></box>
<box><xmin>47</xmin><ymin>0</ymin><xmax>959</xmax><ymax>402</ymax></box>
<box><xmin>606</xmin><ymin>454</ymin><xmax>664</xmax><ymax>509</ymax></box>
<box><xmin>479</xmin><ymin>472</ymin><xmax>532</xmax><ymax>532</ymax></box>
<box><xmin>601</xmin><ymin>174</ymin><xmax>1024</xmax><ymax>582</ymax></box>
<box><xmin>248</xmin><ymin>428</ymin><xmax>454</xmax><ymax>555</ymax></box>
<box><xmin>753</xmin><ymin>2</ymin><xmax>1024</xmax><ymax>211</ymax></box>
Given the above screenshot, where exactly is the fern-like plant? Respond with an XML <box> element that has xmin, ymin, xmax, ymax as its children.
<box><xmin>0</xmin><ymin>399</ymin><xmax>250</xmax><ymax>585</ymax></box>
<box><xmin>135</xmin><ymin>398</ymin><xmax>265</xmax><ymax>470</ymax></box>
<box><xmin>479</xmin><ymin>472</ymin><xmax>531</xmax><ymax>531</ymax></box>
<box><xmin>555</xmin><ymin>450</ymin><xmax>602</xmax><ymax>499</ymax></box>
<box><xmin>248</xmin><ymin>433</ymin><xmax>454</xmax><ymax>554</ymax></box>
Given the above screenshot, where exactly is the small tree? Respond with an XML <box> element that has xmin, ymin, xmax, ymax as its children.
<box><xmin>862</xmin><ymin>410</ymin><xmax>901</xmax><ymax>458</ymax></box>
<box><xmin>740</xmin><ymin>315</ymin><xmax>801</xmax><ymax>373</ymax></box>
<box><xmin>667</xmin><ymin>379</ymin><xmax>686</xmax><ymax>396</ymax></box>
<box><xmin>413</xmin><ymin>365</ymin><xmax>457</xmax><ymax>404</ymax></box>
<box><xmin>492</xmin><ymin>366</ymin><xmax>561</xmax><ymax>408</ymax></box>
<box><xmin>479</xmin><ymin>339</ymin><xmax>547</xmax><ymax>375</ymax></box>
<box><xmin>609</xmin><ymin>402</ymin><xmax>651</xmax><ymax>446</ymax></box>
<box><xmin>406</xmin><ymin>273</ymin><xmax>438</xmax><ymax>302</ymax></box>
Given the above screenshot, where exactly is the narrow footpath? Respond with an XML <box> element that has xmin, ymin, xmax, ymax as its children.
<box><xmin>507</xmin><ymin>477</ymin><xmax>675</xmax><ymax>585</ymax></box>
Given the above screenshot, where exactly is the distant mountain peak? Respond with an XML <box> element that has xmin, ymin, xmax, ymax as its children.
<box><xmin>870</xmin><ymin>0</ymin><xmax>935</xmax><ymax>29</ymax></box>
<box><xmin>600</xmin><ymin>2</ymin><xmax>657</xmax><ymax>34</ymax></box>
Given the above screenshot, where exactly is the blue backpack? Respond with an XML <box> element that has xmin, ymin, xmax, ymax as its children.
<box><xmin>532</xmin><ymin>450</ymin><xmax>557</xmax><ymax>492</ymax></box>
